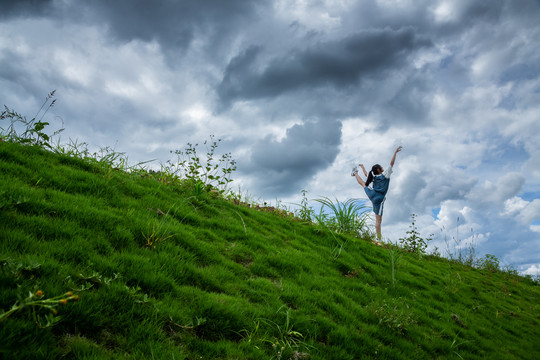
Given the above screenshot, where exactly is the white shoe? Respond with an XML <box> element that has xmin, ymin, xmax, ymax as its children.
<box><xmin>351</xmin><ymin>166</ymin><xmax>358</xmax><ymax>176</ymax></box>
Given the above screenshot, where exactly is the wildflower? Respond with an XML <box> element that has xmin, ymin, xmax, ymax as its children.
<box><xmin>65</xmin><ymin>291</ymin><xmax>73</xmax><ymax>296</ymax></box>
<box><xmin>35</xmin><ymin>290</ymin><xmax>44</xmax><ymax>297</ymax></box>
<box><xmin>60</xmin><ymin>299</ymin><xmax>67</xmax><ymax>305</ymax></box>
<box><xmin>69</xmin><ymin>295</ymin><xmax>80</xmax><ymax>301</ymax></box>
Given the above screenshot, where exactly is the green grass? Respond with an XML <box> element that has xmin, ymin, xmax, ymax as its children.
<box><xmin>1</xmin><ymin>141</ymin><xmax>539</xmax><ymax>359</ymax></box>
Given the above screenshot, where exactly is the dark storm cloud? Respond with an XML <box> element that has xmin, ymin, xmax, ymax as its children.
<box><xmin>449</xmin><ymin>0</ymin><xmax>539</xmax><ymax>31</ymax></box>
<box><xmin>378</xmin><ymin>71</ymin><xmax>434</xmax><ymax>125</ymax></box>
<box><xmin>0</xmin><ymin>0</ymin><xmax>54</xmax><ymax>18</ymax></box>
<box><xmin>248</xmin><ymin>118</ymin><xmax>342</xmax><ymax>196</ymax></box>
<box><xmin>0</xmin><ymin>47</ymin><xmax>60</xmax><ymax>104</ymax></box>
<box><xmin>217</xmin><ymin>27</ymin><xmax>432</xmax><ymax>106</ymax></box>
<box><xmin>84</xmin><ymin>0</ymin><xmax>264</xmax><ymax>49</ymax></box>
<box><xmin>1</xmin><ymin>0</ymin><xmax>267</xmax><ymax>53</ymax></box>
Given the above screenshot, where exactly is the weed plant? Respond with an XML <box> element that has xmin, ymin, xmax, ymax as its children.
<box><xmin>294</xmin><ymin>189</ymin><xmax>316</xmax><ymax>223</ymax></box>
<box><xmin>399</xmin><ymin>213</ymin><xmax>432</xmax><ymax>255</ymax></box>
<box><xmin>167</xmin><ymin>135</ymin><xmax>237</xmax><ymax>194</ymax></box>
<box><xmin>1</xmin><ymin>90</ymin><xmax>63</xmax><ymax>147</ymax></box>
<box><xmin>438</xmin><ymin>218</ymin><xmax>505</xmax><ymax>273</ymax></box>
<box><xmin>0</xmin><ymin>288</ymin><xmax>80</xmax><ymax>328</ymax></box>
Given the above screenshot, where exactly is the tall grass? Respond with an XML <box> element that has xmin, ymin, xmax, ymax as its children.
<box><xmin>314</xmin><ymin>196</ymin><xmax>371</xmax><ymax>237</ymax></box>
<box><xmin>387</xmin><ymin>245</ymin><xmax>402</xmax><ymax>288</ymax></box>
<box><xmin>309</xmin><ymin>196</ymin><xmax>372</xmax><ymax>259</ymax></box>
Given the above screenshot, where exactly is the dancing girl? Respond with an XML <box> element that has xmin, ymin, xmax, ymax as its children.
<box><xmin>352</xmin><ymin>146</ymin><xmax>402</xmax><ymax>242</ymax></box>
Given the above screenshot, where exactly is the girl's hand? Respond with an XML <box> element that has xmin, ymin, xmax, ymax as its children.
<box><xmin>390</xmin><ymin>146</ymin><xmax>402</xmax><ymax>167</ymax></box>
<box><xmin>358</xmin><ymin>164</ymin><xmax>368</xmax><ymax>177</ymax></box>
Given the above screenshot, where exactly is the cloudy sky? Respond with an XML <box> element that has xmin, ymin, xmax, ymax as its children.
<box><xmin>1</xmin><ymin>0</ymin><xmax>539</xmax><ymax>275</ymax></box>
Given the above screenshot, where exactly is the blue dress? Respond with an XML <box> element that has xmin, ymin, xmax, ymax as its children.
<box><xmin>364</xmin><ymin>170</ymin><xmax>391</xmax><ymax>215</ymax></box>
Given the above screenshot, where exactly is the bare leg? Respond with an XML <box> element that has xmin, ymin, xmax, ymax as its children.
<box><xmin>375</xmin><ymin>214</ymin><xmax>382</xmax><ymax>241</ymax></box>
<box><xmin>354</xmin><ymin>173</ymin><xmax>366</xmax><ymax>188</ymax></box>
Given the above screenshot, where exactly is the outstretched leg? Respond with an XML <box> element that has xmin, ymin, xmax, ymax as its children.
<box><xmin>354</xmin><ymin>172</ymin><xmax>367</xmax><ymax>188</ymax></box>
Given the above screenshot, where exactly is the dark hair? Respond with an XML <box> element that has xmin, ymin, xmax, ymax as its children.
<box><xmin>365</xmin><ymin>164</ymin><xmax>383</xmax><ymax>187</ymax></box>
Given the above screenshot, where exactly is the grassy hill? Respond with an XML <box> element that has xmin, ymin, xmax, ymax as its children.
<box><xmin>1</xmin><ymin>140</ymin><xmax>539</xmax><ymax>359</ymax></box>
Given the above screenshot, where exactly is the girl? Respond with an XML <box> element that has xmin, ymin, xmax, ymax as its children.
<box><xmin>352</xmin><ymin>146</ymin><xmax>402</xmax><ymax>242</ymax></box>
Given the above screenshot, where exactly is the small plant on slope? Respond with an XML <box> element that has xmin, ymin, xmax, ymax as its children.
<box><xmin>294</xmin><ymin>189</ymin><xmax>315</xmax><ymax>223</ymax></box>
<box><xmin>257</xmin><ymin>306</ymin><xmax>312</xmax><ymax>359</ymax></box>
<box><xmin>387</xmin><ymin>243</ymin><xmax>402</xmax><ymax>288</ymax></box>
<box><xmin>399</xmin><ymin>213</ymin><xmax>432</xmax><ymax>255</ymax></box>
<box><xmin>369</xmin><ymin>298</ymin><xmax>416</xmax><ymax>335</ymax></box>
<box><xmin>0</xmin><ymin>90</ymin><xmax>64</xmax><ymax>147</ymax></box>
<box><xmin>168</xmin><ymin>135</ymin><xmax>237</xmax><ymax>193</ymax></box>
<box><xmin>142</xmin><ymin>207</ymin><xmax>176</xmax><ymax>248</ymax></box>
<box><xmin>477</xmin><ymin>254</ymin><xmax>500</xmax><ymax>272</ymax></box>
<box><xmin>0</xmin><ymin>289</ymin><xmax>80</xmax><ymax>328</ymax></box>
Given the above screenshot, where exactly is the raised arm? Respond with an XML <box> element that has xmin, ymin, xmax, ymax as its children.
<box><xmin>359</xmin><ymin>164</ymin><xmax>368</xmax><ymax>177</ymax></box>
<box><xmin>389</xmin><ymin>146</ymin><xmax>402</xmax><ymax>167</ymax></box>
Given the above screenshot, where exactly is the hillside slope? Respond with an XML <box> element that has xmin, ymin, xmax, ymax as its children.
<box><xmin>1</xmin><ymin>141</ymin><xmax>539</xmax><ymax>359</ymax></box>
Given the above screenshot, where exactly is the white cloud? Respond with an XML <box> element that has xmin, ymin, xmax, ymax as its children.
<box><xmin>431</xmin><ymin>2</ymin><xmax>457</xmax><ymax>23</ymax></box>
<box><xmin>468</xmin><ymin>173</ymin><xmax>524</xmax><ymax>206</ymax></box>
<box><xmin>503</xmin><ymin>197</ymin><xmax>540</xmax><ymax>224</ymax></box>
<box><xmin>522</xmin><ymin>264</ymin><xmax>540</xmax><ymax>276</ymax></box>
<box><xmin>504</xmin><ymin>197</ymin><xmax>529</xmax><ymax>215</ymax></box>
<box><xmin>520</xmin><ymin>199</ymin><xmax>540</xmax><ymax>224</ymax></box>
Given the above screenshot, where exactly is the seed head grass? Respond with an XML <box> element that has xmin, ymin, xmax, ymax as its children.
<box><xmin>0</xmin><ymin>141</ymin><xmax>539</xmax><ymax>359</ymax></box>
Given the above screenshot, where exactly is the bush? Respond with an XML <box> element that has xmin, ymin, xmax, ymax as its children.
<box><xmin>166</xmin><ymin>135</ymin><xmax>237</xmax><ymax>193</ymax></box>
<box><xmin>477</xmin><ymin>254</ymin><xmax>500</xmax><ymax>272</ymax></box>
<box><xmin>399</xmin><ymin>214</ymin><xmax>432</xmax><ymax>255</ymax></box>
